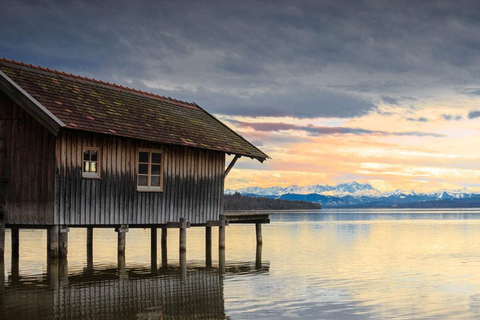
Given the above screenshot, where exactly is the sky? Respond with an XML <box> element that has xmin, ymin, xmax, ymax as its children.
<box><xmin>2</xmin><ymin>0</ymin><xmax>480</xmax><ymax>192</ymax></box>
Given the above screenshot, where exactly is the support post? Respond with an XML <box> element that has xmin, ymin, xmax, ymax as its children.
<box><xmin>86</xmin><ymin>227</ymin><xmax>93</xmax><ymax>272</ymax></box>
<box><xmin>219</xmin><ymin>215</ymin><xmax>226</xmax><ymax>274</ymax></box>
<box><xmin>219</xmin><ymin>248</ymin><xmax>225</xmax><ymax>275</ymax></box>
<box><xmin>219</xmin><ymin>215</ymin><xmax>226</xmax><ymax>250</ymax></box>
<box><xmin>161</xmin><ymin>227</ymin><xmax>168</xmax><ymax>268</ymax></box>
<box><xmin>11</xmin><ymin>246</ymin><xmax>19</xmax><ymax>285</ymax></box>
<box><xmin>256</xmin><ymin>223</ymin><xmax>263</xmax><ymax>245</ymax></box>
<box><xmin>11</xmin><ymin>227</ymin><xmax>19</xmax><ymax>259</ymax></box>
<box><xmin>59</xmin><ymin>226</ymin><xmax>69</xmax><ymax>259</ymax></box>
<box><xmin>179</xmin><ymin>218</ymin><xmax>187</xmax><ymax>253</ymax></box>
<box><xmin>47</xmin><ymin>255</ymin><xmax>59</xmax><ymax>289</ymax></box>
<box><xmin>0</xmin><ymin>219</ymin><xmax>5</xmax><ymax>261</ymax></box>
<box><xmin>180</xmin><ymin>250</ymin><xmax>187</xmax><ymax>279</ymax></box>
<box><xmin>256</xmin><ymin>243</ymin><xmax>263</xmax><ymax>270</ymax></box>
<box><xmin>116</xmin><ymin>225</ymin><xmax>129</xmax><ymax>255</ymax></box>
<box><xmin>59</xmin><ymin>257</ymin><xmax>69</xmax><ymax>286</ymax></box>
<box><xmin>151</xmin><ymin>227</ymin><xmax>157</xmax><ymax>273</ymax></box>
<box><xmin>118</xmin><ymin>252</ymin><xmax>128</xmax><ymax>281</ymax></box>
<box><xmin>0</xmin><ymin>220</ymin><xmax>4</xmax><ymax>293</ymax></box>
<box><xmin>206</xmin><ymin>226</ymin><xmax>212</xmax><ymax>267</ymax></box>
<box><xmin>48</xmin><ymin>226</ymin><xmax>59</xmax><ymax>259</ymax></box>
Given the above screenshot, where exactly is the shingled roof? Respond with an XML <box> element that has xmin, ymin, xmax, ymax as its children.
<box><xmin>0</xmin><ymin>58</ymin><xmax>268</xmax><ymax>162</ymax></box>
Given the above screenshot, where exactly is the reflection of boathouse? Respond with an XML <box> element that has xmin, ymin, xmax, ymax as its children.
<box><xmin>0</xmin><ymin>58</ymin><xmax>269</xmax><ymax>261</ymax></box>
<box><xmin>2</xmin><ymin>266</ymin><xmax>227</xmax><ymax>320</ymax></box>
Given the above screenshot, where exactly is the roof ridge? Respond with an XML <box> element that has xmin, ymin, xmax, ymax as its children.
<box><xmin>0</xmin><ymin>57</ymin><xmax>198</xmax><ymax>110</ymax></box>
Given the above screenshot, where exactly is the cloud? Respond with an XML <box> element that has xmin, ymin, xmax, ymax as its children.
<box><xmin>468</xmin><ymin>110</ymin><xmax>480</xmax><ymax>119</ymax></box>
<box><xmin>442</xmin><ymin>114</ymin><xmax>464</xmax><ymax>121</ymax></box>
<box><xmin>4</xmin><ymin>0</ymin><xmax>480</xmax><ymax>119</ymax></box>
<box><xmin>406</xmin><ymin>117</ymin><xmax>429</xmax><ymax>122</ymax></box>
<box><xmin>232</xmin><ymin>121</ymin><xmax>445</xmax><ymax>138</ymax></box>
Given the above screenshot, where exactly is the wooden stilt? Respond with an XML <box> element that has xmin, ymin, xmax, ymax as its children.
<box><xmin>0</xmin><ymin>219</ymin><xmax>5</xmax><ymax>261</ymax></box>
<box><xmin>180</xmin><ymin>250</ymin><xmax>187</xmax><ymax>279</ymax></box>
<box><xmin>219</xmin><ymin>215</ymin><xmax>226</xmax><ymax>250</ymax></box>
<box><xmin>11</xmin><ymin>253</ymin><xmax>19</xmax><ymax>286</ymax></box>
<box><xmin>0</xmin><ymin>253</ymin><xmax>4</xmax><ymax>293</ymax></box>
<box><xmin>116</xmin><ymin>225</ymin><xmax>128</xmax><ymax>255</ymax></box>
<box><xmin>59</xmin><ymin>226</ymin><xmax>69</xmax><ymax>259</ymax></box>
<box><xmin>256</xmin><ymin>243</ymin><xmax>263</xmax><ymax>270</ymax></box>
<box><xmin>118</xmin><ymin>253</ymin><xmax>127</xmax><ymax>281</ymax></box>
<box><xmin>86</xmin><ymin>227</ymin><xmax>93</xmax><ymax>272</ymax></box>
<box><xmin>48</xmin><ymin>226</ymin><xmax>59</xmax><ymax>259</ymax></box>
<box><xmin>86</xmin><ymin>227</ymin><xmax>93</xmax><ymax>250</ymax></box>
<box><xmin>151</xmin><ymin>227</ymin><xmax>157</xmax><ymax>273</ymax></box>
<box><xmin>59</xmin><ymin>257</ymin><xmax>69</xmax><ymax>286</ymax></box>
<box><xmin>11</xmin><ymin>227</ymin><xmax>19</xmax><ymax>259</ymax></box>
<box><xmin>161</xmin><ymin>227</ymin><xmax>168</xmax><ymax>268</ymax></box>
<box><xmin>179</xmin><ymin>218</ymin><xmax>187</xmax><ymax>253</ymax></box>
<box><xmin>256</xmin><ymin>223</ymin><xmax>263</xmax><ymax>245</ymax></box>
<box><xmin>206</xmin><ymin>226</ymin><xmax>212</xmax><ymax>267</ymax></box>
<box><xmin>47</xmin><ymin>255</ymin><xmax>59</xmax><ymax>289</ymax></box>
<box><xmin>219</xmin><ymin>248</ymin><xmax>225</xmax><ymax>275</ymax></box>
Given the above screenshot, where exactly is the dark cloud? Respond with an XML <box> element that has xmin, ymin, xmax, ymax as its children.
<box><xmin>381</xmin><ymin>96</ymin><xmax>399</xmax><ymax>105</ymax></box>
<box><xmin>442</xmin><ymin>114</ymin><xmax>464</xmax><ymax>121</ymax></box>
<box><xmin>406</xmin><ymin>117</ymin><xmax>429</xmax><ymax>122</ymax></box>
<box><xmin>3</xmin><ymin>0</ymin><xmax>480</xmax><ymax>118</ymax></box>
<box><xmin>461</xmin><ymin>88</ymin><xmax>480</xmax><ymax>96</ymax></box>
<box><xmin>231</xmin><ymin>121</ymin><xmax>445</xmax><ymax>138</ymax></box>
<box><xmin>468</xmin><ymin>110</ymin><xmax>480</xmax><ymax>119</ymax></box>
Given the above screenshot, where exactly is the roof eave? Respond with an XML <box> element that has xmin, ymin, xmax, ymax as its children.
<box><xmin>0</xmin><ymin>70</ymin><xmax>65</xmax><ymax>135</ymax></box>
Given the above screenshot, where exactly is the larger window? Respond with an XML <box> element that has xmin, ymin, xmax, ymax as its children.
<box><xmin>137</xmin><ymin>149</ymin><xmax>163</xmax><ymax>192</ymax></box>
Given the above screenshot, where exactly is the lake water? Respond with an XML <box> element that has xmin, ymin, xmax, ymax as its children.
<box><xmin>3</xmin><ymin>208</ymin><xmax>480</xmax><ymax>319</ymax></box>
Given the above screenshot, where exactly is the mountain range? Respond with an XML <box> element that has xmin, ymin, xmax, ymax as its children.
<box><xmin>225</xmin><ymin>182</ymin><xmax>480</xmax><ymax>208</ymax></box>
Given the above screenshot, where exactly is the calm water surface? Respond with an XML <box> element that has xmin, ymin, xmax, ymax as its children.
<box><xmin>3</xmin><ymin>208</ymin><xmax>480</xmax><ymax>319</ymax></box>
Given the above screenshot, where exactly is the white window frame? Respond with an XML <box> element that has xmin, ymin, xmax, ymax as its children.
<box><xmin>137</xmin><ymin>148</ymin><xmax>164</xmax><ymax>192</ymax></box>
<box><xmin>82</xmin><ymin>147</ymin><xmax>101</xmax><ymax>179</ymax></box>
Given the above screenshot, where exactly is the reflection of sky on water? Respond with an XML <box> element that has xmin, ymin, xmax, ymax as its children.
<box><xmin>4</xmin><ymin>209</ymin><xmax>480</xmax><ymax>319</ymax></box>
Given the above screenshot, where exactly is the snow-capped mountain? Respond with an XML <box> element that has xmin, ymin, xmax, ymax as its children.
<box><xmin>225</xmin><ymin>182</ymin><xmax>480</xmax><ymax>208</ymax></box>
<box><xmin>225</xmin><ymin>181</ymin><xmax>381</xmax><ymax>197</ymax></box>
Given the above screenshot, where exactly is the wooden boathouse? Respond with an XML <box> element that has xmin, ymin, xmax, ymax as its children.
<box><xmin>0</xmin><ymin>58</ymin><xmax>269</xmax><ymax>262</ymax></box>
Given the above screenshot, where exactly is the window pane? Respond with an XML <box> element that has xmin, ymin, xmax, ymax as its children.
<box><xmin>139</xmin><ymin>164</ymin><xmax>148</xmax><ymax>174</ymax></box>
<box><xmin>151</xmin><ymin>164</ymin><xmax>161</xmax><ymax>175</ymax></box>
<box><xmin>152</xmin><ymin>153</ymin><xmax>162</xmax><ymax>164</ymax></box>
<box><xmin>83</xmin><ymin>150</ymin><xmax>90</xmax><ymax>161</ymax></box>
<box><xmin>138</xmin><ymin>175</ymin><xmax>148</xmax><ymax>186</ymax></box>
<box><xmin>83</xmin><ymin>161</ymin><xmax>90</xmax><ymax>172</ymax></box>
<box><xmin>91</xmin><ymin>161</ymin><xmax>97</xmax><ymax>173</ymax></box>
<box><xmin>151</xmin><ymin>176</ymin><xmax>160</xmax><ymax>187</ymax></box>
<box><xmin>91</xmin><ymin>150</ymin><xmax>98</xmax><ymax>161</ymax></box>
<box><xmin>139</xmin><ymin>151</ymin><xmax>149</xmax><ymax>163</ymax></box>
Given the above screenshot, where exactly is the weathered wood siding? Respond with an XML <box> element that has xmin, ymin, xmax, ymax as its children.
<box><xmin>0</xmin><ymin>91</ymin><xmax>56</xmax><ymax>225</ymax></box>
<box><xmin>55</xmin><ymin>129</ymin><xmax>225</xmax><ymax>225</ymax></box>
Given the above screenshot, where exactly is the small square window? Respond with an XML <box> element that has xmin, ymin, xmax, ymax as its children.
<box><xmin>83</xmin><ymin>147</ymin><xmax>101</xmax><ymax>179</ymax></box>
<box><xmin>137</xmin><ymin>149</ymin><xmax>163</xmax><ymax>192</ymax></box>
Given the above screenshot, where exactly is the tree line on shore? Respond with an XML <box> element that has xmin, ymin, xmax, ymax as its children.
<box><xmin>224</xmin><ymin>192</ymin><xmax>322</xmax><ymax>210</ymax></box>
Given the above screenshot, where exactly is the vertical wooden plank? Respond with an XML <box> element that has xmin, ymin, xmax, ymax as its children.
<box><xmin>105</xmin><ymin>136</ymin><xmax>112</xmax><ymax>224</ymax></box>
<box><xmin>129</xmin><ymin>140</ymin><xmax>136</xmax><ymax>225</ymax></box>
<box><xmin>65</xmin><ymin>131</ymin><xmax>72</xmax><ymax>225</ymax></box>
<box><xmin>116</xmin><ymin>137</ymin><xmax>122</xmax><ymax>224</ymax></box>
<box><xmin>60</xmin><ymin>132</ymin><xmax>67</xmax><ymax>225</ymax></box>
